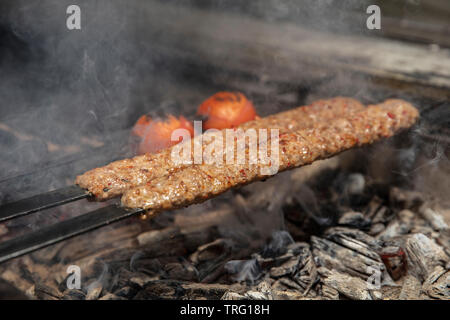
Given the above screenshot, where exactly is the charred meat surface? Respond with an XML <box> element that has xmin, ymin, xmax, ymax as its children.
<box><xmin>76</xmin><ymin>97</ymin><xmax>365</xmax><ymax>200</ymax></box>
<box><xmin>122</xmin><ymin>99</ymin><xmax>419</xmax><ymax>210</ymax></box>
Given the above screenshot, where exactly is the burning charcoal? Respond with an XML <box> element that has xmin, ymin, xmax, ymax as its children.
<box><xmin>0</xmin><ymin>279</ymin><xmax>29</xmax><ymax>300</ymax></box>
<box><xmin>380</xmin><ymin>286</ymin><xmax>402</xmax><ymax>300</ymax></box>
<box><xmin>293</xmin><ymin>251</ymin><xmax>318</xmax><ymax>295</ymax></box>
<box><xmin>269</xmin><ymin>256</ymin><xmax>300</xmax><ymax>278</ymax></box>
<box><xmin>99</xmin><ymin>293</ymin><xmax>126</xmax><ymax>300</ymax></box>
<box><xmin>129</xmin><ymin>273</ymin><xmax>159</xmax><ymax>289</ymax></box>
<box><xmin>379</xmin><ymin>246</ymin><xmax>407</xmax><ymax>280</ymax></box>
<box><xmin>133</xmin><ymin>281</ymin><xmax>237</xmax><ymax>300</ymax></box>
<box><xmin>163</xmin><ymin>262</ymin><xmax>198</xmax><ymax>282</ymax></box>
<box><xmin>129</xmin><ymin>257</ymin><xmax>163</xmax><ymax>276</ymax></box>
<box><xmin>251</xmin><ymin>251</ymin><xmax>293</xmax><ymax>270</ymax></box>
<box><xmin>311</xmin><ymin>235</ymin><xmax>385</xmax><ymax>280</ymax></box>
<box><xmin>221</xmin><ymin>291</ymin><xmax>246</xmax><ymax>300</ymax></box>
<box><xmin>224</xmin><ymin>259</ymin><xmax>262</xmax><ymax>284</ymax></box>
<box><xmin>405</xmin><ymin>233</ymin><xmax>449</xmax><ymax>282</ymax></box>
<box><xmin>369</xmin><ymin>223</ymin><xmax>385</xmax><ymax>236</ymax></box>
<box><xmin>324</xmin><ymin>227</ymin><xmax>383</xmax><ymax>250</ymax></box>
<box><xmin>137</xmin><ymin>227</ymin><xmax>180</xmax><ymax>246</ymax></box>
<box><xmin>272</xmin><ymin>289</ymin><xmax>314</xmax><ymax>300</ymax></box>
<box><xmin>419</xmin><ymin>205</ymin><xmax>449</xmax><ymax>232</ymax></box>
<box><xmin>272</xmin><ymin>277</ymin><xmax>304</xmax><ymax>292</ymax></box>
<box><xmin>371</xmin><ymin>206</ymin><xmax>392</xmax><ymax>224</ymax></box>
<box><xmin>189</xmin><ymin>238</ymin><xmax>236</xmax><ymax>282</ymax></box>
<box><xmin>422</xmin><ymin>266</ymin><xmax>450</xmax><ymax>300</ymax></box>
<box><xmin>132</xmin><ymin>280</ymin><xmax>180</xmax><ymax>300</ymax></box>
<box><xmin>261</xmin><ymin>230</ymin><xmax>294</xmax><ymax>258</ymax></box>
<box><xmin>338</xmin><ymin>211</ymin><xmax>371</xmax><ymax>229</ymax></box>
<box><xmin>113</xmin><ymin>286</ymin><xmax>136</xmax><ymax>299</ymax></box>
<box><xmin>180</xmin><ymin>282</ymin><xmax>235</xmax><ymax>300</ymax></box>
<box><xmin>377</xmin><ymin>209</ymin><xmax>415</xmax><ymax>241</ymax></box>
<box><xmin>399</xmin><ymin>275</ymin><xmax>422</xmax><ymax>300</ymax></box>
<box><xmin>364</xmin><ymin>196</ymin><xmax>384</xmax><ymax>220</ymax></box>
<box><xmin>317</xmin><ymin>267</ymin><xmax>375</xmax><ymax>300</ymax></box>
<box><xmin>389</xmin><ymin>187</ymin><xmax>424</xmax><ymax>210</ymax></box>
<box><xmin>61</xmin><ymin>289</ymin><xmax>86</xmax><ymax>300</ymax></box>
<box><xmin>437</xmin><ymin>229</ymin><xmax>450</xmax><ymax>257</ymax></box>
<box><xmin>85</xmin><ymin>281</ymin><xmax>103</xmax><ymax>300</ymax></box>
<box><xmin>34</xmin><ymin>282</ymin><xmax>62</xmax><ymax>300</ymax></box>
<box><xmin>320</xmin><ymin>284</ymin><xmax>339</xmax><ymax>300</ymax></box>
<box><xmin>243</xmin><ymin>281</ymin><xmax>273</xmax><ymax>300</ymax></box>
<box><xmin>190</xmin><ymin>239</ymin><xmax>234</xmax><ymax>264</ymax></box>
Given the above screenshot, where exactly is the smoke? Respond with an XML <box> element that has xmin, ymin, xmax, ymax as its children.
<box><xmin>224</xmin><ymin>258</ymin><xmax>261</xmax><ymax>284</ymax></box>
<box><xmin>0</xmin><ymin>0</ymin><xmax>448</xmax><ymax>250</ymax></box>
<box><xmin>0</xmin><ymin>1</ymin><xmax>144</xmax><ymax>201</ymax></box>
<box><xmin>261</xmin><ymin>230</ymin><xmax>294</xmax><ymax>258</ymax></box>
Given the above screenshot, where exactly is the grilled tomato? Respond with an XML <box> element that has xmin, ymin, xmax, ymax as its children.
<box><xmin>132</xmin><ymin>115</ymin><xmax>194</xmax><ymax>154</ymax></box>
<box><xmin>197</xmin><ymin>92</ymin><xmax>257</xmax><ymax>130</ymax></box>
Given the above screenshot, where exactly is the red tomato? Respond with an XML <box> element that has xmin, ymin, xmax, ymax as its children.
<box><xmin>198</xmin><ymin>92</ymin><xmax>257</xmax><ymax>130</ymax></box>
<box><xmin>132</xmin><ymin>115</ymin><xmax>194</xmax><ymax>154</ymax></box>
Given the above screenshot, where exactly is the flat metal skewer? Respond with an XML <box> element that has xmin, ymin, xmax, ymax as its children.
<box><xmin>0</xmin><ymin>185</ymin><xmax>90</xmax><ymax>222</ymax></box>
<box><xmin>0</xmin><ymin>204</ymin><xmax>144</xmax><ymax>263</ymax></box>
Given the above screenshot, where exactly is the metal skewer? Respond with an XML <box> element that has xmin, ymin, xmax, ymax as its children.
<box><xmin>0</xmin><ymin>185</ymin><xmax>90</xmax><ymax>223</ymax></box>
<box><xmin>0</xmin><ymin>204</ymin><xmax>144</xmax><ymax>263</ymax></box>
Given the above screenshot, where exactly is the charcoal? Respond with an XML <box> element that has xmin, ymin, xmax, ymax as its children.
<box><xmin>399</xmin><ymin>275</ymin><xmax>422</xmax><ymax>300</ymax></box>
<box><xmin>379</xmin><ymin>246</ymin><xmax>408</xmax><ymax>280</ymax></box>
<box><xmin>377</xmin><ymin>209</ymin><xmax>415</xmax><ymax>241</ymax></box>
<box><xmin>34</xmin><ymin>283</ymin><xmax>62</xmax><ymax>300</ymax></box>
<box><xmin>190</xmin><ymin>239</ymin><xmax>234</xmax><ymax>264</ymax></box>
<box><xmin>368</xmin><ymin>223</ymin><xmax>385</xmax><ymax>236</ymax></box>
<box><xmin>129</xmin><ymin>273</ymin><xmax>159</xmax><ymax>289</ymax></box>
<box><xmin>0</xmin><ymin>279</ymin><xmax>29</xmax><ymax>300</ymax></box>
<box><xmin>99</xmin><ymin>293</ymin><xmax>126</xmax><ymax>300</ymax></box>
<box><xmin>317</xmin><ymin>267</ymin><xmax>376</xmax><ymax>300</ymax></box>
<box><xmin>422</xmin><ymin>266</ymin><xmax>450</xmax><ymax>300</ymax></box>
<box><xmin>113</xmin><ymin>286</ymin><xmax>136</xmax><ymax>299</ymax></box>
<box><xmin>320</xmin><ymin>284</ymin><xmax>339</xmax><ymax>300</ymax></box>
<box><xmin>61</xmin><ymin>289</ymin><xmax>86</xmax><ymax>300</ymax></box>
<box><xmin>390</xmin><ymin>187</ymin><xmax>424</xmax><ymax>210</ymax></box>
<box><xmin>338</xmin><ymin>211</ymin><xmax>371</xmax><ymax>229</ymax></box>
<box><xmin>419</xmin><ymin>205</ymin><xmax>449</xmax><ymax>231</ymax></box>
<box><xmin>261</xmin><ymin>230</ymin><xmax>294</xmax><ymax>258</ymax></box>
<box><xmin>1</xmin><ymin>155</ymin><xmax>448</xmax><ymax>301</ymax></box>
<box><xmin>405</xmin><ymin>233</ymin><xmax>448</xmax><ymax>281</ymax></box>
<box><xmin>85</xmin><ymin>282</ymin><xmax>103</xmax><ymax>300</ymax></box>
<box><xmin>221</xmin><ymin>291</ymin><xmax>246</xmax><ymax>300</ymax></box>
<box><xmin>272</xmin><ymin>277</ymin><xmax>304</xmax><ymax>291</ymax></box>
<box><xmin>311</xmin><ymin>235</ymin><xmax>385</xmax><ymax>280</ymax></box>
<box><xmin>224</xmin><ymin>259</ymin><xmax>262</xmax><ymax>283</ymax></box>
<box><xmin>163</xmin><ymin>262</ymin><xmax>198</xmax><ymax>282</ymax></box>
<box><xmin>269</xmin><ymin>256</ymin><xmax>300</xmax><ymax>278</ymax></box>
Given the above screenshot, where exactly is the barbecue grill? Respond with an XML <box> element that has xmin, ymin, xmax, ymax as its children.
<box><xmin>0</xmin><ymin>0</ymin><xmax>449</xmax><ymax>301</ymax></box>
